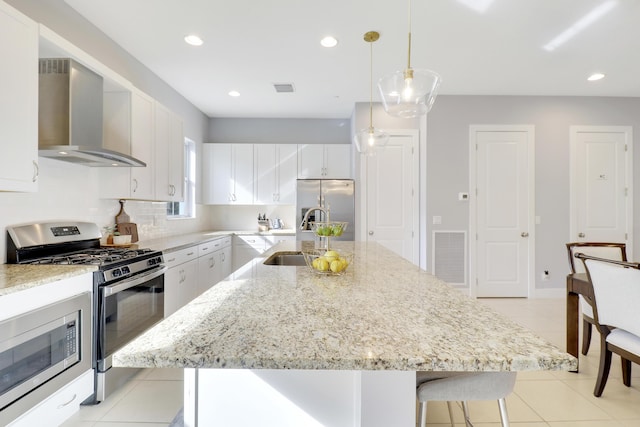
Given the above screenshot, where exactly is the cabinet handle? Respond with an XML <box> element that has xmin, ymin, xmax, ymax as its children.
<box><xmin>167</xmin><ymin>257</ymin><xmax>176</xmax><ymax>263</ymax></box>
<box><xmin>210</xmin><ymin>257</ymin><xmax>215</xmax><ymax>268</ymax></box>
<box><xmin>221</xmin><ymin>253</ymin><xmax>226</xmax><ymax>261</ymax></box>
<box><xmin>187</xmin><ymin>252</ymin><xmax>195</xmax><ymax>256</ymax></box>
<box><xmin>202</xmin><ymin>247</ymin><xmax>208</xmax><ymax>251</ymax></box>
<box><xmin>132</xmin><ymin>179</ymin><xmax>138</xmax><ymax>192</ymax></box>
<box><xmin>57</xmin><ymin>393</ymin><xmax>77</xmax><ymax>409</ymax></box>
<box><xmin>32</xmin><ymin>161</ymin><xmax>39</xmax><ymax>182</ymax></box>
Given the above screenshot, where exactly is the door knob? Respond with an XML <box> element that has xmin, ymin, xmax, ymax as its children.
<box><xmin>521</xmin><ymin>232</ymin><xmax>529</xmax><ymax>237</ymax></box>
<box><xmin>578</xmin><ymin>232</ymin><xmax>585</xmax><ymax>238</ymax></box>
<box><xmin>368</xmin><ymin>231</ymin><xmax>374</xmax><ymax>236</ymax></box>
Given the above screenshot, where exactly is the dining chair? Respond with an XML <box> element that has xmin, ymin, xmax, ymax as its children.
<box><xmin>566</xmin><ymin>242</ymin><xmax>627</xmax><ymax>355</ymax></box>
<box><xmin>576</xmin><ymin>253</ymin><xmax>640</xmax><ymax>397</ymax></box>
<box><xmin>416</xmin><ymin>371</ymin><xmax>517</xmax><ymax>427</ymax></box>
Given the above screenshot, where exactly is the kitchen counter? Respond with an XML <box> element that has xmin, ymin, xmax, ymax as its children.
<box><xmin>113</xmin><ymin>241</ymin><xmax>576</xmax><ymax>426</ymax></box>
<box><xmin>137</xmin><ymin>229</ymin><xmax>296</xmax><ymax>253</ymax></box>
<box><xmin>0</xmin><ymin>264</ymin><xmax>97</xmax><ymax>297</ymax></box>
<box><xmin>114</xmin><ymin>241</ymin><xmax>575</xmax><ymax>372</ymax></box>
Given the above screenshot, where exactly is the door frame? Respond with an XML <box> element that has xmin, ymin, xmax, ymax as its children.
<box><xmin>468</xmin><ymin>125</ymin><xmax>536</xmax><ymax>298</ymax></box>
<box><xmin>569</xmin><ymin>125</ymin><xmax>633</xmax><ymax>257</ymax></box>
<box><xmin>357</xmin><ymin>129</ymin><xmax>420</xmax><ymax>266</ymax></box>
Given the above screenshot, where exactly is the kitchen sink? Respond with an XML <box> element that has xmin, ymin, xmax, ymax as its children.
<box><xmin>263</xmin><ymin>251</ymin><xmax>306</xmax><ymax>266</ymax></box>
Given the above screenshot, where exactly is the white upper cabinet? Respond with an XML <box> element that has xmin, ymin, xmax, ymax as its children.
<box><xmin>101</xmin><ymin>89</ymin><xmax>155</xmax><ymax>200</ymax></box>
<box><xmin>129</xmin><ymin>90</ymin><xmax>156</xmax><ymax>199</ymax></box>
<box><xmin>297</xmin><ymin>144</ymin><xmax>351</xmax><ymax>179</ymax></box>
<box><xmin>0</xmin><ymin>2</ymin><xmax>38</xmax><ymax>192</ymax></box>
<box><xmin>154</xmin><ymin>102</ymin><xmax>184</xmax><ymax>202</ymax></box>
<box><xmin>254</xmin><ymin>144</ymin><xmax>297</xmax><ymax>205</ymax></box>
<box><xmin>202</xmin><ymin>143</ymin><xmax>254</xmax><ymax>204</ymax></box>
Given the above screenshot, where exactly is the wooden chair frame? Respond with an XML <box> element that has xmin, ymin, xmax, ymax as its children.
<box><xmin>566</xmin><ymin>242</ymin><xmax>627</xmax><ymax>355</ymax></box>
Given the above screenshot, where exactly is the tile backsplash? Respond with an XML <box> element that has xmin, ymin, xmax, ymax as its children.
<box><xmin>1</xmin><ymin>158</ymin><xmax>212</xmax><ymax>263</ymax></box>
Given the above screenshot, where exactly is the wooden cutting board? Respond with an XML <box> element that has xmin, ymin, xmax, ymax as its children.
<box><xmin>116</xmin><ymin>222</ymin><xmax>139</xmax><ymax>243</ymax></box>
<box><xmin>115</xmin><ymin>199</ymin><xmax>130</xmax><ymax>224</ymax></box>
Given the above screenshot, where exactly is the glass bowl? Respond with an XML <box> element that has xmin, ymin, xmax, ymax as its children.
<box><xmin>309</xmin><ymin>221</ymin><xmax>348</xmax><ymax>237</ymax></box>
<box><xmin>303</xmin><ymin>249</ymin><xmax>354</xmax><ymax>275</ymax></box>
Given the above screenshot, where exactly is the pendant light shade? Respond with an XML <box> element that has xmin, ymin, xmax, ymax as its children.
<box><xmin>378</xmin><ymin>68</ymin><xmax>441</xmax><ymax>118</ymax></box>
<box><xmin>378</xmin><ymin>0</ymin><xmax>442</xmax><ymax>118</ymax></box>
<box><xmin>355</xmin><ymin>31</ymin><xmax>389</xmax><ymax>156</ymax></box>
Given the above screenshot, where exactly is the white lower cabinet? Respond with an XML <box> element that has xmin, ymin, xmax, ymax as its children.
<box><xmin>9</xmin><ymin>370</ymin><xmax>93</xmax><ymax>427</ymax></box>
<box><xmin>232</xmin><ymin>235</ymin><xmax>271</xmax><ymax>271</ymax></box>
<box><xmin>197</xmin><ymin>236</ymin><xmax>233</xmax><ymax>294</ymax></box>
<box><xmin>164</xmin><ymin>246</ymin><xmax>199</xmax><ymax>317</ymax></box>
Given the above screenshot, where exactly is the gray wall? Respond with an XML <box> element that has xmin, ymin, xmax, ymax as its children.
<box><xmin>7</xmin><ymin>0</ymin><xmax>209</xmax><ymax>144</ymax></box>
<box><xmin>208</xmin><ymin>118</ymin><xmax>350</xmax><ymax>144</ymax></box>
<box><xmin>428</xmin><ymin>95</ymin><xmax>640</xmax><ymax>291</ymax></box>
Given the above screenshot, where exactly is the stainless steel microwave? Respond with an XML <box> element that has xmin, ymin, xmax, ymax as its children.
<box><xmin>0</xmin><ymin>292</ymin><xmax>92</xmax><ymax>425</ymax></box>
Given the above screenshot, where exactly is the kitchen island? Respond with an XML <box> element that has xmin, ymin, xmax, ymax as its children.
<box><xmin>114</xmin><ymin>241</ymin><xmax>576</xmax><ymax>426</ymax></box>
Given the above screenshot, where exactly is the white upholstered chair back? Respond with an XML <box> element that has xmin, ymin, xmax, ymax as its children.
<box><xmin>583</xmin><ymin>259</ymin><xmax>640</xmax><ymax>337</ymax></box>
<box><xmin>569</xmin><ymin>245</ymin><xmax>626</xmax><ymax>274</ymax></box>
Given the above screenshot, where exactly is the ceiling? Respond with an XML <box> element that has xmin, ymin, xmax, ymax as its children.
<box><xmin>64</xmin><ymin>0</ymin><xmax>640</xmax><ymax>119</ymax></box>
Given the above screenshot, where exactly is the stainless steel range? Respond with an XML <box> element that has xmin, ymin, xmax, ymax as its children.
<box><xmin>6</xmin><ymin>221</ymin><xmax>166</xmax><ymax>403</ymax></box>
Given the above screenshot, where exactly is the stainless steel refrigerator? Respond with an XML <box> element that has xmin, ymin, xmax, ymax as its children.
<box><xmin>296</xmin><ymin>179</ymin><xmax>355</xmax><ymax>241</ymax></box>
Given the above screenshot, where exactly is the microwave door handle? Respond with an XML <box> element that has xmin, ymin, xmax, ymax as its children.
<box><xmin>103</xmin><ymin>266</ymin><xmax>168</xmax><ymax>297</ymax></box>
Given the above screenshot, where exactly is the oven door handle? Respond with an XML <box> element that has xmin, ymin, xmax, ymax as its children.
<box><xmin>103</xmin><ymin>265</ymin><xmax>168</xmax><ymax>296</ymax></box>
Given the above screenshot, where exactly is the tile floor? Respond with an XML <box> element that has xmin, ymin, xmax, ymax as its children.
<box><xmin>59</xmin><ymin>298</ymin><xmax>640</xmax><ymax>427</ymax></box>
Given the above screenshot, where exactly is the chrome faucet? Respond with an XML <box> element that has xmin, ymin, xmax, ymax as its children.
<box><xmin>300</xmin><ymin>206</ymin><xmax>329</xmax><ymax>230</ymax></box>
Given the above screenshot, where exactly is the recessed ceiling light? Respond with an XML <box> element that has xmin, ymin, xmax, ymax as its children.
<box><xmin>320</xmin><ymin>36</ymin><xmax>338</xmax><ymax>48</ymax></box>
<box><xmin>587</xmin><ymin>73</ymin><xmax>605</xmax><ymax>81</ymax></box>
<box><xmin>184</xmin><ymin>34</ymin><xmax>204</xmax><ymax>46</ymax></box>
<box><xmin>228</xmin><ymin>90</ymin><xmax>240</xmax><ymax>97</ymax></box>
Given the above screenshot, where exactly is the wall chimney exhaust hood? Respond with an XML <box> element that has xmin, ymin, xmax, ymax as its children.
<box><xmin>38</xmin><ymin>58</ymin><xmax>145</xmax><ymax>167</ymax></box>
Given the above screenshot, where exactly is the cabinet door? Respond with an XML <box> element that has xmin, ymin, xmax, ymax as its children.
<box><xmin>220</xmin><ymin>245</ymin><xmax>232</xmax><ymax>280</ymax></box>
<box><xmin>297</xmin><ymin>144</ymin><xmax>325</xmax><ymax>179</ymax></box>
<box><xmin>325</xmin><ymin>144</ymin><xmax>352</xmax><ymax>179</ymax></box>
<box><xmin>164</xmin><ymin>265</ymin><xmax>182</xmax><ymax>317</ymax></box>
<box><xmin>198</xmin><ymin>252</ymin><xmax>219</xmax><ymax>295</ymax></box>
<box><xmin>154</xmin><ymin>102</ymin><xmax>172</xmax><ymax>201</ymax></box>
<box><xmin>233</xmin><ymin>144</ymin><xmax>254</xmax><ymax>204</ymax></box>
<box><xmin>202</xmin><ymin>143</ymin><xmax>232</xmax><ymax>204</ymax></box>
<box><xmin>168</xmin><ymin>112</ymin><xmax>184</xmax><ymax>201</ymax></box>
<box><xmin>130</xmin><ymin>90</ymin><xmax>155</xmax><ymax>199</ymax></box>
<box><xmin>182</xmin><ymin>259</ymin><xmax>199</xmax><ymax>303</ymax></box>
<box><xmin>277</xmin><ymin>144</ymin><xmax>298</xmax><ymax>204</ymax></box>
<box><xmin>254</xmin><ymin>144</ymin><xmax>277</xmax><ymax>204</ymax></box>
<box><xmin>0</xmin><ymin>3</ymin><xmax>38</xmax><ymax>192</ymax></box>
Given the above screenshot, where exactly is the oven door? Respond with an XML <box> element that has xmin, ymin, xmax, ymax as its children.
<box><xmin>97</xmin><ymin>266</ymin><xmax>166</xmax><ymax>369</ymax></box>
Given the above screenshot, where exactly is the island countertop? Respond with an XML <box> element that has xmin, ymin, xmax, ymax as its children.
<box><xmin>113</xmin><ymin>241</ymin><xmax>576</xmax><ymax>372</ymax></box>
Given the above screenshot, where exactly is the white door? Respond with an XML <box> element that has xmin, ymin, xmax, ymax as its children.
<box><xmin>470</xmin><ymin>126</ymin><xmax>534</xmax><ymax>297</ymax></box>
<box><xmin>570</xmin><ymin>126</ymin><xmax>632</xmax><ymax>254</ymax></box>
<box><xmin>365</xmin><ymin>131</ymin><xmax>419</xmax><ymax>265</ymax></box>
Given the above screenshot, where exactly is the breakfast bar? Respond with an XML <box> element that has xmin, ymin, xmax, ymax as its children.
<box><xmin>114</xmin><ymin>242</ymin><xmax>576</xmax><ymax>426</ymax></box>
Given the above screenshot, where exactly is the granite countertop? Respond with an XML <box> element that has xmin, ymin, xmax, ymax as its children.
<box><xmin>138</xmin><ymin>229</ymin><xmax>296</xmax><ymax>252</ymax></box>
<box><xmin>0</xmin><ymin>264</ymin><xmax>97</xmax><ymax>297</ymax></box>
<box><xmin>114</xmin><ymin>241</ymin><xmax>577</xmax><ymax>372</ymax></box>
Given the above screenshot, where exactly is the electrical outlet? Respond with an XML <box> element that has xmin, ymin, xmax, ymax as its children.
<box><xmin>541</xmin><ymin>270</ymin><xmax>550</xmax><ymax>281</ymax></box>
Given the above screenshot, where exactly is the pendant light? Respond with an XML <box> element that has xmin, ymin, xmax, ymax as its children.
<box><xmin>377</xmin><ymin>0</ymin><xmax>442</xmax><ymax>118</ymax></box>
<box><xmin>355</xmin><ymin>31</ymin><xmax>389</xmax><ymax>156</ymax></box>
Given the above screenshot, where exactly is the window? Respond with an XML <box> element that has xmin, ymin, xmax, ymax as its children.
<box><xmin>167</xmin><ymin>138</ymin><xmax>196</xmax><ymax>218</ymax></box>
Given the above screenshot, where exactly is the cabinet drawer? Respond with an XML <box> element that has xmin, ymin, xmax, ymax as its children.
<box><xmin>164</xmin><ymin>245</ymin><xmax>198</xmax><ymax>267</ymax></box>
<box><xmin>198</xmin><ymin>238</ymin><xmax>224</xmax><ymax>257</ymax></box>
<box><xmin>9</xmin><ymin>369</ymin><xmax>93</xmax><ymax>427</ymax></box>
<box><xmin>235</xmin><ymin>235</ymin><xmax>268</xmax><ymax>251</ymax></box>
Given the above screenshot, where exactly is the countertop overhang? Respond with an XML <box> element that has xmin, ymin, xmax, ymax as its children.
<box><xmin>113</xmin><ymin>241</ymin><xmax>577</xmax><ymax>372</ymax></box>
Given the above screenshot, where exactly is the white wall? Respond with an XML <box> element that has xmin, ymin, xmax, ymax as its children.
<box><xmin>208</xmin><ymin>118</ymin><xmax>350</xmax><ymax>144</ymax></box>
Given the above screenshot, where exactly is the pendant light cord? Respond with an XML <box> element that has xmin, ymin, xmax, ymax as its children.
<box><xmin>407</xmin><ymin>0</ymin><xmax>412</xmax><ymax>70</ymax></box>
<box><xmin>369</xmin><ymin>39</ymin><xmax>373</xmax><ymax>129</ymax></box>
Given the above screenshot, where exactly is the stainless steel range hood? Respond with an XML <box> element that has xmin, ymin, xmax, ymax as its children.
<box><xmin>38</xmin><ymin>58</ymin><xmax>145</xmax><ymax>167</ymax></box>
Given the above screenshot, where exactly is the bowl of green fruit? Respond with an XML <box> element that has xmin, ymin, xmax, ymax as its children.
<box><xmin>303</xmin><ymin>249</ymin><xmax>353</xmax><ymax>275</ymax></box>
<box><xmin>309</xmin><ymin>221</ymin><xmax>348</xmax><ymax>237</ymax></box>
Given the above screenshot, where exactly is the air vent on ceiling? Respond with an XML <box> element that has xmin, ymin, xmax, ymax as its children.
<box><xmin>273</xmin><ymin>83</ymin><xmax>295</xmax><ymax>93</ymax></box>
